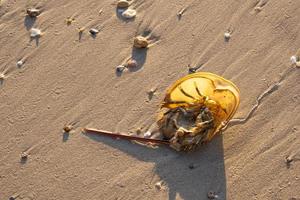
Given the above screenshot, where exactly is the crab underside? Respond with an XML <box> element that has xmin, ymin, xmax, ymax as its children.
<box><xmin>157</xmin><ymin>105</ymin><xmax>216</xmax><ymax>151</ymax></box>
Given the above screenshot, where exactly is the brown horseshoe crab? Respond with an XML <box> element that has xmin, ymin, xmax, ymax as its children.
<box><xmin>84</xmin><ymin>72</ymin><xmax>240</xmax><ymax>151</ymax></box>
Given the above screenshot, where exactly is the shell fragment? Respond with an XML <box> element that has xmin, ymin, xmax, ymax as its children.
<box><xmin>121</xmin><ymin>8</ymin><xmax>136</xmax><ymax>19</ymax></box>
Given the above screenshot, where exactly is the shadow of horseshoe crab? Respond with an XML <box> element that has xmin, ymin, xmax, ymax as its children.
<box><xmin>84</xmin><ymin>131</ymin><xmax>226</xmax><ymax>200</ymax></box>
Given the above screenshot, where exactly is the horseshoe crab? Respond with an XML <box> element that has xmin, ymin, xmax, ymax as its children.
<box><xmin>84</xmin><ymin>72</ymin><xmax>240</xmax><ymax>151</ymax></box>
<box><xmin>157</xmin><ymin>72</ymin><xmax>240</xmax><ymax>151</ymax></box>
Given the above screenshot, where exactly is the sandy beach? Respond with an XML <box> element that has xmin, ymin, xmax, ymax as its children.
<box><xmin>0</xmin><ymin>0</ymin><xmax>299</xmax><ymax>199</ymax></box>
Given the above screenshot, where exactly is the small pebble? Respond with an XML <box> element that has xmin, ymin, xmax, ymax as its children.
<box><xmin>121</xmin><ymin>8</ymin><xmax>136</xmax><ymax>19</ymax></box>
<box><xmin>116</xmin><ymin>65</ymin><xmax>126</xmax><ymax>72</ymax></box>
<box><xmin>89</xmin><ymin>28</ymin><xmax>99</xmax><ymax>35</ymax></box>
<box><xmin>224</xmin><ymin>32</ymin><xmax>231</xmax><ymax>40</ymax></box>
<box><xmin>78</xmin><ymin>27</ymin><xmax>85</xmax><ymax>33</ymax></box>
<box><xmin>21</xmin><ymin>151</ymin><xmax>28</xmax><ymax>159</ymax></box>
<box><xmin>27</xmin><ymin>8</ymin><xmax>41</xmax><ymax>17</ymax></box>
<box><xmin>30</xmin><ymin>28</ymin><xmax>41</xmax><ymax>38</ymax></box>
<box><xmin>16</xmin><ymin>60</ymin><xmax>23</xmax><ymax>67</ymax></box>
<box><xmin>133</xmin><ymin>36</ymin><xmax>149</xmax><ymax>48</ymax></box>
<box><xmin>155</xmin><ymin>181</ymin><xmax>163</xmax><ymax>190</ymax></box>
<box><xmin>0</xmin><ymin>73</ymin><xmax>4</xmax><ymax>80</ymax></box>
<box><xmin>63</xmin><ymin>125</ymin><xmax>73</xmax><ymax>133</ymax></box>
<box><xmin>117</xmin><ymin>0</ymin><xmax>130</xmax><ymax>8</ymax></box>
<box><xmin>290</xmin><ymin>55</ymin><xmax>297</xmax><ymax>64</ymax></box>
<box><xmin>125</xmin><ymin>59</ymin><xmax>138</xmax><ymax>68</ymax></box>
<box><xmin>286</xmin><ymin>155</ymin><xmax>293</xmax><ymax>164</ymax></box>
<box><xmin>148</xmin><ymin>87</ymin><xmax>157</xmax><ymax>95</ymax></box>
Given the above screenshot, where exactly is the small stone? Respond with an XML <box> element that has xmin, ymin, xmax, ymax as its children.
<box><xmin>121</xmin><ymin>8</ymin><xmax>136</xmax><ymax>19</ymax></box>
<box><xmin>117</xmin><ymin>0</ymin><xmax>130</xmax><ymax>8</ymax></box>
<box><xmin>16</xmin><ymin>60</ymin><xmax>23</xmax><ymax>67</ymax></box>
<box><xmin>0</xmin><ymin>73</ymin><xmax>4</xmax><ymax>81</ymax></box>
<box><xmin>133</xmin><ymin>36</ymin><xmax>149</xmax><ymax>48</ymax></box>
<box><xmin>148</xmin><ymin>87</ymin><xmax>157</xmax><ymax>95</ymax></box>
<box><xmin>30</xmin><ymin>28</ymin><xmax>41</xmax><ymax>38</ymax></box>
<box><xmin>21</xmin><ymin>151</ymin><xmax>28</xmax><ymax>159</ymax></box>
<box><xmin>224</xmin><ymin>32</ymin><xmax>231</xmax><ymax>40</ymax></box>
<box><xmin>63</xmin><ymin>125</ymin><xmax>72</xmax><ymax>133</ymax></box>
<box><xmin>116</xmin><ymin>65</ymin><xmax>126</xmax><ymax>72</ymax></box>
<box><xmin>78</xmin><ymin>27</ymin><xmax>85</xmax><ymax>33</ymax></box>
<box><xmin>286</xmin><ymin>155</ymin><xmax>293</xmax><ymax>164</ymax></box>
<box><xmin>27</xmin><ymin>8</ymin><xmax>41</xmax><ymax>17</ymax></box>
<box><xmin>125</xmin><ymin>59</ymin><xmax>138</xmax><ymax>68</ymax></box>
<box><xmin>155</xmin><ymin>181</ymin><xmax>163</xmax><ymax>190</ymax></box>
<box><xmin>89</xmin><ymin>28</ymin><xmax>99</xmax><ymax>35</ymax></box>
<box><xmin>290</xmin><ymin>55</ymin><xmax>297</xmax><ymax>64</ymax></box>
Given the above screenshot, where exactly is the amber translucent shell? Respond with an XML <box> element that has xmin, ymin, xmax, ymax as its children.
<box><xmin>161</xmin><ymin>72</ymin><xmax>240</xmax><ymax>128</ymax></box>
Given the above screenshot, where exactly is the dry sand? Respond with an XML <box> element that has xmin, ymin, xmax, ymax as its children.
<box><xmin>0</xmin><ymin>0</ymin><xmax>300</xmax><ymax>199</ymax></box>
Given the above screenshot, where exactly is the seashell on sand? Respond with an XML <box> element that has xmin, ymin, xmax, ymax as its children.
<box><xmin>30</xmin><ymin>28</ymin><xmax>42</xmax><ymax>38</ymax></box>
<box><xmin>27</xmin><ymin>8</ymin><xmax>41</xmax><ymax>17</ymax></box>
<box><xmin>155</xmin><ymin>181</ymin><xmax>164</xmax><ymax>190</ymax></box>
<box><xmin>89</xmin><ymin>28</ymin><xmax>99</xmax><ymax>35</ymax></box>
<box><xmin>121</xmin><ymin>8</ymin><xmax>136</xmax><ymax>19</ymax></box>
<box><xmin>117</xmin><ymin>0</ymin><xmax>130</xmax><ymax>8</ymax></box>
<box><xmin>16</xmin><ymin>60</ymin><xmax>23</xmax><ymax>67</ymax></box>
<box><xmin>224</xmin><ymin>31</ymin><xmax>231</xmax><ymax>40</ymax></box>
<box><xmin>133</xmin><ymin>36</ymin><xmax>149</xmax><ymax>48</ymax></box>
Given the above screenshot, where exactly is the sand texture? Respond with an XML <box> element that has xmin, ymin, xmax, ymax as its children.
<box><xmin>0</xmin><ymin>0</ymin><xmax>300</xmax><ymax>199</ymax></box>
